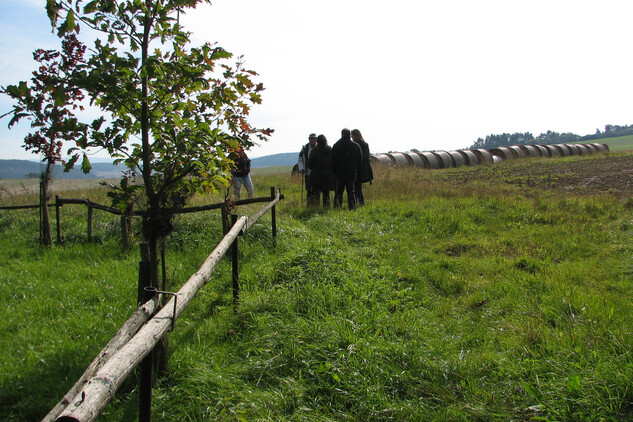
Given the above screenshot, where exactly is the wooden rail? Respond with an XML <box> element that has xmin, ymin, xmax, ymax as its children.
<box><xmin>0</xmin><ymin>203</ymin><xmax>51</xmax><ymax>210</ymax></box>
<box><xmin>48</xmin><ymin>189</ymin><xmax>282</xmax><ymax>422</ymax></box>
<box><xmin>41</xmin><ymin>296</ymin><xmax>160</xmax><ymax>422</ymax></box>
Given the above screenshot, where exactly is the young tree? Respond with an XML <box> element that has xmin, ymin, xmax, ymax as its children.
<box><xmin>1</xmin><ymin>33</ymin><xmax>89</xmax><ymax>245</ymax></box>
<box><xmin>47</xmin><ymin>0</ymin><xmax>272</xmax><ymax>286</ymax></box>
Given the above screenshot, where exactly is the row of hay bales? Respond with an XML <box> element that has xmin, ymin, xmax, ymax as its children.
<box><xmin>370</xmin><ymin>143</ymin><xmax>609</xmax><ymax>169</ymax></box>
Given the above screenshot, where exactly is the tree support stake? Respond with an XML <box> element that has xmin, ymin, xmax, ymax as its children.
<box><xmin>231</xmin><ymin>214</ymin><xmax>240</xmax><ymax>312</ymax></box>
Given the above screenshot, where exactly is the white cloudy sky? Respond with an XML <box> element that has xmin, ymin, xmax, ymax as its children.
<box><xmin>1</xmin><ymin>0</ymin><xmax>632</xmax><ymax>160</ymax></box>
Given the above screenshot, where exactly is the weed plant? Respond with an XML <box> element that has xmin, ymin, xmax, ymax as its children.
<box><xmin>1</xmin><ymin>155</ymin><xmax>633</xmax><ymax>421</ymax></box>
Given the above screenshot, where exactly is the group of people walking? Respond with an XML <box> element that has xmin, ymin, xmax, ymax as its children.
<box><xmin>229</xmin><ymin>128</ymin><xmax>374</xmax><ymax>208</ymax></box>
<box><xmin>297</xmin><ymin>128</ymin><xmax>373</xmax><ymax>210</ymax></box>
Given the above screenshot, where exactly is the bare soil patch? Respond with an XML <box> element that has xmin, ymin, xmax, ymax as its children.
<box><xmin>439</xmin><ymin>153</ymin><xmax>633</xmax><ymax>198</ymax></box>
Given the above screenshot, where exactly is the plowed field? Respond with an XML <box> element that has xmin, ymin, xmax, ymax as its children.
<box><xmin>439</xmin><ymin>153</ymin><xmax>633</xmax><ymax>198</ymax></box>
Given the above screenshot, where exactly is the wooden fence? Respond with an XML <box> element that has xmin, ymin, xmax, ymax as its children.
<box><xmin>36</xmin><ymin>188</ymin><xmax>283</xmax><ymax>422</ymax></box>
<box><xmin>1</xmin><ymin>187</ymin><xmax>282</xmax><ymax>247</ymax></box>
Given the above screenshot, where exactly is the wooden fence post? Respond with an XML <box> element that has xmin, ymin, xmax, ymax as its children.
<box><xmin>55</xmin><ymin>195</ymin><xmax>62</xmax><ymax>244</ymax></box>
<box><xmin>221</xmin><ymin>203</ymin><xmax>229</xmax><ymax>235</ymax></box>
<box><xmin>231</xmin><ymin>214</ymin><xmax>240</xmax><ymax>312</ymax></box>
<box><xmin>138</xmin><ymin>242</ymin><xmax>151</xmax><ymax>303</ymax></box>
<box><xmin>121</xmin><ymin>200</ymin><xmax>133</xmax><ymax>248</ymax></box>
<box><xmin>270</xmin><ymin>187</ymin><xmax>277</xmax><ymax>245</ymax></box>
<box><xmin>40</xmin><ymin>178</ymin><xmax>52</xmax><ymax>246</ymax></box>
<box><xmin>137</xmin><ymin>242</ymin><xmax>153</xmax><ymax>422</ymax></box>
<box><xmin>121</xmin><ymin>215</ymin><xmax>130</xmax><ymax>248</ymax></box>
<box><xmin>87</xmin><ymin>205</ymin><xmax>93</xmax><ymax>242</ymax></box>
<box><xmin>161</xmin><ymin>240</ymin><xmax>167</xmax><ymax>293</ymax></box>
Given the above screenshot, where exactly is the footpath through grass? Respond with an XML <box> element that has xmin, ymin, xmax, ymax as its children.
<box><xmin>2</xmin><ymin>155</ymin><xmax>633</xmax><ymax>421</ymax></box>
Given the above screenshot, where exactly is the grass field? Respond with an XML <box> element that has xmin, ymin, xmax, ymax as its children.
<box><xmin>585</xmin><ymin>134</ymin><xmax>633</xmax><ymax>152</ymax></box>
<box><xmin>2</xmin><ymin>153</ymin><xmax>633</xmax><ymax>421</ymax></box>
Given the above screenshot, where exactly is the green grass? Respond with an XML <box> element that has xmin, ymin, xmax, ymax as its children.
<box><xmin>251</xmin><ymin>165</ymin><xmax>294</xmax><ymax>176</ymax></box>
<box><xmin>584</xmin><ymin>134</ymin><xmax>633</xmax><ymax>152</ymax></box>
<box><xmin>2</xmin><ymin>155</ymin><xmax>633</xmax><ymax>421</ymax></box>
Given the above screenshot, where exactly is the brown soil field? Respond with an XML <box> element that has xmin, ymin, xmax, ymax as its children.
<box><xmin>438</xmin><ymin>153</ymin><xmax>633</xmax><ymax>199</ymax></box>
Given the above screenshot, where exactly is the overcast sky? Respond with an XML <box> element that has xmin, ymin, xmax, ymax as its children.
<box><xmin>1</xmin><ymin>0</ymin><xmax>633</xmax><ymax>161</ymax></box>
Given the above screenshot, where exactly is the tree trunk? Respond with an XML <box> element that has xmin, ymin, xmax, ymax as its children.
<box><xmin>138</xmin><ymin>3</ymin><xmax>169</xmax><ymax>374</ymax></box>
<box><xmin>40</xmin><ymin>162</ymin><xmax>53</xmax><ymax>246</ymax></box>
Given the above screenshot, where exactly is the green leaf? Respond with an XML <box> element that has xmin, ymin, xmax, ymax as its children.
<box><xmin>90</xmin><ymin>116</ymin><xmax>105</xmax><ymax>131</ymax></box>
<box><xmin>211</xmin><ymin>47</ymin><xmax>232</xmax><ymax>60</ymax></box>
<box><xmin>5</xmin><ymin>81</ymin><xmax>30</xmax><ymax>99</ymax></box>
<box><xmin>57</xmin><ymin>9</ymin><xmax>77</xmax><ymax>37</ymax></box>
<box><xmin>7</xmin><ymin>112</ymin><xmax>30</xmax><ymax>128</ymax></box>
<box><xmin>52</xmin><ymin>86</ymin><xmax>67</xmax><ymax>107</ymax></box>
<box><xmin>81</xmin><ymin>154</ymin><xmax>92</xmax><ymax>174</ymax></box>
<box><xmin>64</xmin><ymin>154</ymin><xmax>80</xmax><ymax>172</ymax></box>
<box><xmin>83</xmin><ymin>0</ymin><xmax>101</xmax><ymax>13</ymax></box>
<box><xmin>46</xmin><ymin>0</ymin><xmax>59</xmax><ymax>28</ymax></box>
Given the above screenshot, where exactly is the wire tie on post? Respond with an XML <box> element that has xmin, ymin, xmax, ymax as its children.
<box><xmin>144</xmin><ymin>286</ymin><xmax>178</xmax><ymax>332</ymax></box>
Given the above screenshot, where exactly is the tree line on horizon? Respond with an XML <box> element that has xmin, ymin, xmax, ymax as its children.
<box><xmin>467</xmin><ymin>123</ymin><xmax>633</xmax><ymax>150</ymax></box>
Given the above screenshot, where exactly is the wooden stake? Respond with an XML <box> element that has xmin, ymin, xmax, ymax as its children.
<box><xmin>231</xmin><ymin>214</ymin><xmax>239</xmax><ymax>312</ymax></box>
<box><xmin>87</xmin><ymin>206</ymin><xmax>93</xmax><ymax>242</ymax></box>
<box><xmin>270</xmin><ymin>187</ymin><xmax>278</xmax><ymax>244</ymax></box>
<box><xmin>55</xmin><ymin>195</ymin><xmax>62</xmax><ymax>244</ymax></box>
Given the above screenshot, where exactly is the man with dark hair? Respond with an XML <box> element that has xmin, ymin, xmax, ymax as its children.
<box><xmin>331</xmin><ymin>128</ymin><xmax>362</xmax><ymax>210</ymax></box>
<box><xmin>297</xmin><ymin>133</ymin><xmax>318</xmax><ymax>205</ymax></box>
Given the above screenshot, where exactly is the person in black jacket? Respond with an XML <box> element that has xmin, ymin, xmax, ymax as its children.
<box><xmin>351</xmin><ymin>129</ymin><xmax>373</xmax><ymax>206</ymax></box>
<box><xmin>308</xmin><ymin>134</ymin><xmax>335</xmax><ymax>208</ymax></box>
<box><xmin>331</xmin><ymin>128</ymin><xmax>362</xmax><ymax>210</ymax></box>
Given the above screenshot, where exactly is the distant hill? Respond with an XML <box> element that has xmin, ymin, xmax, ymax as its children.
<box><xmin>251</xmin><ymin>152</ymin><xmax>298</xmax><ymax>168</ymax></box>
<box><xmin>0</xmin><ymin>153</ymin><xmax>299</xmax><ymax>179</ymax></box>
<box><xmin>0</xmin><ymin>159</ymin><xmax>124</xmax><ymax>180</ymax></box>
